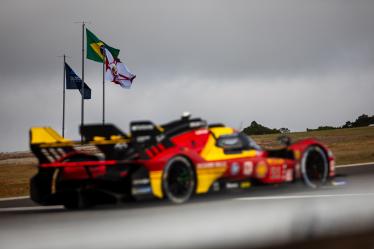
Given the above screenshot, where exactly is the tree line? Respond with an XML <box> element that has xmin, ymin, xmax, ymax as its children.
<box><xmin>242</xmin><ymin>121</ymin><xmax>288</xmax><ymax>135</ymax></box>
<box><xmin>307</xmin><ymin>114</ymin><xmax>374</xmax><ymax>131</ymax></box>
<box><xmin>242</xmin><ymin>114</ymin><xmax>374</xmax><ymax>135</ymax></box>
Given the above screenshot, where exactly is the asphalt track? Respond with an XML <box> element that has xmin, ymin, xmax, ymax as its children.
<box><xmin>1</xmin><ymin>163</ymin><xmax>374</xmax><ymax>249</ymax></box>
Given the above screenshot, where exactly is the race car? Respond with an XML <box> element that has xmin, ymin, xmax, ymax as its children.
<box><xmin>29</xmin><ymin>114</ymin><xmax>335</xmax><ymax>208</ymax></box>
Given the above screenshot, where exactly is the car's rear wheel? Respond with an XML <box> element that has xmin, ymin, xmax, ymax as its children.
<box><xmin>56</xmin><ymin>154</ymin><xmax>99</xmax><ymax>209</ymax></box>
<box><xmin>162</xmin><ymin>156</ymin><xmax>195</xmax><ymax>204</ymax></box>
<box><xmin>300</xmin><ymin>146</ymin><xmax>328</xmax><ymax>188</ymax></box>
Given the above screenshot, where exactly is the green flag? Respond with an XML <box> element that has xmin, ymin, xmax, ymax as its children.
<box><xmin>86</xmin><ymin>28</ymin><xmax>120</xmax><ymax>63</ymax></box>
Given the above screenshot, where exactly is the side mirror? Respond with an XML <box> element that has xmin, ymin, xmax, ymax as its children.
<box><xmin>278</xmin><ymin>135</ymin><xmax>292</xmax><ymax>146</ymax></box>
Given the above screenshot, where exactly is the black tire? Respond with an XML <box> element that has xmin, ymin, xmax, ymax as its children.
<box><xmin>300</xmin><ymin>146</ymin><xmax>329</xmax><ymax>188</ymax></box>
<box><xmin>30</xmin><ymin>168</ymin><xmax>56</xmax><ymax>205</ymax></box>
<box><xmin>62</xmin><ymin>189</ymin><xmax>90</xmax><ymax>210</ymax></box>
<box><xmin>57</xmin><ymin>154</ymin><xmax>99</xmax><ymax>209</ymax></box>
<box><xmin>162</xmin><ymin>156</ymin><xmax>196</xmax><ymax>204</ymax></box>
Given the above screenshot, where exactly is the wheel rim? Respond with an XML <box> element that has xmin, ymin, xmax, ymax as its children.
<box><xmin>167</xmin><ymin>163</ymin><xmax>192</xmax><ymax>197</ymax></box>
<box><xmin>164</xmin><ymin>158</ymin><xmax>195</xmax><ymax>203</ymax></box>
<box><xmin>301</xmin><ymin>147</ymin><xmax>328</xmax><ymax>188</ymax></box>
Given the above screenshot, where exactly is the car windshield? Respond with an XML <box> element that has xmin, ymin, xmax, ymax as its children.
<box><xmin>217</xmin><ymin>133</ymin><xmax>262</xmax><ymax>151</ymax></box>
<box><xmin>239</xmin><ymin>133</ymin><xmax>262</xmax><ymax>150</ymax></box>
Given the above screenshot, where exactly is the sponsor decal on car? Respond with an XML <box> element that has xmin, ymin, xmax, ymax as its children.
<box><xmin>195</xmin><ymin>129</ymin><xmax>209</xmax><ymax>135</ymax></box>
<box><xmin>131</xmin><ymin>124</ymin><xmax>154</xmax><ymax>131</ymax></box>
<box><xmin>132</xmin><ymin>179</ymin><xmax>150</xmax><ymax>185</ymax></box>
<box><xmin>197</xmin><ymin>161</ymin><xmax>227</xmax><ymax>169</ymax></box>
<box><xmin>190</xmin><ymin>121</ymin><xmax>206</xmax><ymax>128</ymax></box>
<box><xmin>131</xmin><ymin>186</ymin><xmax>152</xmax><ymax>195</ymax></box>
<box><xmin>230</xmin><ymin>162</ymin><xmax>240</xmax><ymax>175</ymax></box>
<box><xmin>136</xmin><ymin>135</ymin><xmax>151</xmax><ymax>143</ymax></box>
<box><xmin>270</xmin><ymin>166</ymin><xmax>282</xmax><ymax>179</ymax></box>
<box><xmin>266</xmin><ymin>158</ymin><xmax>285</xmax><ymax>164</ymax></box>
<box><xmin>212</xmin><ymin>182</ymin><xmax>220</xmax><ymax>191</ymax></box>
<box><xmin>240</xmin><ymin>181</ymin><xmax>251</xmax><ymax>189</ymax></box>
<box><xmin>243</xmin><ymin>161</ymin><xmax>253</xmax><ymax>176</ymax></box>
<box><xmin>226</xmin><ymin>182</ymin><xmax>239</xmax><ymax>189</ymax></box>
<box><xmin>285</xmin><ymin>169</ymin><xmax>293</xmax><ymax>182</ymax></box>
<box><xmin>256</xmin><ymin>161</ymin><xmax>268</xmax><ymax>178</ymax></box>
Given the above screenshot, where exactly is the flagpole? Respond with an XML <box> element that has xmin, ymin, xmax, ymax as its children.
<box><xmin>102</xmin><ymin>54</ymin><xmax>105</xmax><ymax>125</ymax></box>
<box><xmin>81</xmin><ymin>22</ymin><xmax>85</xmax><ymax>143</ymax></box>
<box><xmin>62</xmin><ymin>54</ymin><xmax>66</xmax><ymax>138</ymax></box>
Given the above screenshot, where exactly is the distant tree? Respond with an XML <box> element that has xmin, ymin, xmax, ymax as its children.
<box><xmin>342</xmin><ymin>114</ymin><xmax>374</xmax><ymax>128</ymax></box>
<box><xmin>307</xmin><ymin>126</ymin><xmax>337</xmax><ymax>132</ymax></box>
<box><xmin>342</xmin><ymin>121</ymin><xmax>353</xmax><ymax>129</ymax></box>
<box><xmin>318</xmin><ymin>126</ymin><xmax>337</xmax><ymax>130</ymax></box>
<box><xmin>353</xmin><ymin>114</ymin><xmax>374</xmax><ymax>127</ymax></box>
<box><xmin>242</xmin><ymin>121</ymin><xmax>281</xmax><ymax>135</ymax></box>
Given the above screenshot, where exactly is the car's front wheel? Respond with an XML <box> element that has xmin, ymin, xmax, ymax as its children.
<box><xmin>162</xmin><ymin>156</ymin><xmax>196</xmax><ymax>204</ymax></box>
<box><xmin>300</xmin><ymin>146</ymin><xmax>329</xmax><ymax>188</ymax></box>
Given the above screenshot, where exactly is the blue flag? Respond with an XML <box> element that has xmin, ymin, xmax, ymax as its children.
<box><xmin>65</xmin><ymin>63</ymin><xmax>91</xmax><ymax>99</ymax></box>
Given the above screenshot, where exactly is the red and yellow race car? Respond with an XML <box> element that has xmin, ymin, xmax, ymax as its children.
<box><xmin>29</xmin><ymin>114</ymin><xmax>335</xmax><ymax>208</ymax></box>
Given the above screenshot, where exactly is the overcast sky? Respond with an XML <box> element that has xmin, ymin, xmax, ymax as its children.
<box><xmin>0</xmin><ymin>0</ymin><xmax>373</xmax><ymax>152</ymax></box>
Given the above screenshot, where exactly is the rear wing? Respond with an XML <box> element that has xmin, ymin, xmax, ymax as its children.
<box><xmin>30</xmin><ymin>125</ymin><xmax>130</xmax><ymax>164</ymax></box>
<box><xmin>30</xmin><ymin>127</ymin><xmax>72</xmax><ymax>145</ymax></box>
<box><xmin>30</xmin><ymin>127</ymin><xmax>76</xmax><ymax>164</ymax></box>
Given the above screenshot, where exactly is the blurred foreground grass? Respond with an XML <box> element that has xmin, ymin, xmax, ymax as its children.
<box><xmin>0</xmin><ymin>127</ymin><xmax>373</xmax><ymax>198</ymax></box>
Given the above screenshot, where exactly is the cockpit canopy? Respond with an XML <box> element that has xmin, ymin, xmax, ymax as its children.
<box><xmin>216</xmin><ymin>133</ymin><xmax>261</xmax><ymax>152</ymax></box>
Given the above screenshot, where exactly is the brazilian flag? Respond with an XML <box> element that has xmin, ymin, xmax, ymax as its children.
<box><xmin>86</xmin><ymin>28</ymin><xmax>120</xmax><ymax>62</ymax></box>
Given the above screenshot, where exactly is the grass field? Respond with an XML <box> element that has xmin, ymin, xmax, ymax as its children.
<box><xmin>0</xmin><ymin>126</ymin><xmax>373</xmax><ymax>198</ymax></box>
<box><xmin>252</xmin><ymin>126</ymin><xmax>374</xmax><ymax>165</ymax></box>
<box><xmin>0</xmin><ymin>153</ymin><xmax>36</xmax><ymax>198</ymax></box>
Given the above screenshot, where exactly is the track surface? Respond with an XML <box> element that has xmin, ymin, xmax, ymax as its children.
<box><xmin>1</xmin><ymin>164</ymin><xmax>374</xmax><ymax>249</ymax></box>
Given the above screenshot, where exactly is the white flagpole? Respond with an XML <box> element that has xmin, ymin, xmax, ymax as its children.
<box><xmin>81</xmin><ymin>22</ymin><xmax>85</xmax><ymax>142</ymax></box>
<box><xmin>62</xmin><ymin>54</ymin><xmax>66</xmax><ymax>137</ymax></box>
<box><xmin>57</xmin><ymin>54</ymin><xmax>70</xmax><ymax>138</ymax></box>
<box><xmin>102</xmin><ymin>48</ymin><xmax>105</xmax><ymax>125</ymax></box>
<box><xmin>74</xmin><ymin>21</ymin><xmax>88</xmax><ymax>142</ymax></box>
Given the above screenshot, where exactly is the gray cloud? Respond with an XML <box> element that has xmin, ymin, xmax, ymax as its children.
<box><xmin>0</xmin><ymin>0</ymin><xmax>374</xmax><ymax>151</ymax></box>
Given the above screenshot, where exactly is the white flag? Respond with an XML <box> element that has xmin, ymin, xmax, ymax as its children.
<box><xmin>104</xmin><ymin>48</ymin><xmax>136</xmax><ymax>89</ymax></box>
